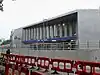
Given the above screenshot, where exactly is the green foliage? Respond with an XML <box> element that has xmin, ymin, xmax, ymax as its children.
<box><xmin>0</xmin><ymin>39</ymin><xmax>4</xmax><ymax>44</ymax></box>
<box><xmin>1</xmin><ymin>40</ymin><xmax>11</xmax><ymax>45</ymax></box>
<box><xmin>0</xmin><ymin>39</ymin><xmax>2</xmax><ymax>42</ymax></box>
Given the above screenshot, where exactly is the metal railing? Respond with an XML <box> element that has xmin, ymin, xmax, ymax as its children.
<box><xmin>20</xmin><ymin>41</ymin><xmax>100</xmax><ymax>50</ymax></box>
<box><xmin>1</xmin><ymin>41</ymin><xmax>100</xmax><ymax>53</ymax></box>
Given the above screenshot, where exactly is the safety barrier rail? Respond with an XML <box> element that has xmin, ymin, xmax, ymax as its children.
<box><xmin>37</xmin><ymin>57</ymin><xmax>50</xmax><ymax>71</ymax></box>
<box><xmin>51</xmin><ymin>58</ymin><xmax>75</xmax><ymax>73</ymax></box>
<box><xmin>1</xmin><ymin>53</ymin><xmax>100</xmax><ymax>75</ymax></box>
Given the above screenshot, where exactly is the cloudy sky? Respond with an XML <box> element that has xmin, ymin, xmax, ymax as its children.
<box><xmin>0</xmin><ymin>0</ymin><xmax>100</xmax><ymax>39</ymax></box>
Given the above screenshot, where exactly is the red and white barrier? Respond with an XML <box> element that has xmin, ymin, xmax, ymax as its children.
<box><xmin>37</xmin><ymin>57</ymin><xmax>50</xmax><ymax>70</ymax></box>
<box><xmin>76</xmin><ymin>60</ymin><xmax>100</xmax><ymax>75</ymax></box>
<box><xmin>2</xmin><ymin>53</ymin><xmax>100</xmax><ymax>75</ymax></box>
<box><xmin>51</xmin><ymin>58</ymin><xmax>74</xmax><ymax>73</ymax></box>
<box><xmin>24</xmin><ymin>56</ymin><xmax>36</xmax><ymax>66</ymax></box>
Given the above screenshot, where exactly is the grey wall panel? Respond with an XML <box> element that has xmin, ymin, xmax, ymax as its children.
<box><xmin>11</xmin><ymin>48</ymin><xmax>95</xmax><ymax>61</ymax></box>
<box><xmin>78</xmin><ymin>10</ymin><xmax>100</xmax><ymax>49</ymax></box>
<box><xmin>12</xmin><ymin>28</ymin><xmax>22</xmax><ymax>48</ymax></box>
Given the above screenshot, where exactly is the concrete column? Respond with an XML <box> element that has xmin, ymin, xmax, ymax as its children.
<box><xmin>47</xmin><ymin>26</ymin><xmax>50</xmax><ymax>38</ymax></box>
<box><xmin>23</xmin><ymin>29</ymin><xmax>26</xmax><ymax>41</ymax></box>
<box><xmin>35</xmin><ymin>27</ymin><xmax>37</xmax><ymax>39</ymax></box>
<box><xmin>38</xmin><ymin>27</ymin><xmax>40</xmax><ymax>39</ymax></box>
<box><xmin>28</xmin><ymin>29</ymin><xmax>30</xmax><ymax>40</ymax></box>
<box><xmin>60</xmin><ymin>24</ymin><xmax>62</xmax><ymax>37</ymax></box>
<box><xmin>49</xmin><ymin>26</ymin><xmax>50</xmax><ymax>38</ymax></box>
<box><xmin>75</xmin><ymin>22</ymin><xmax>78</xmax><ymax>37</ymax></box>
<box><xmin>36</xmin><ymin>27</ymin><xmax>39</xmax><ymax>39</ymax></box>
<box><xmin>27</xmin><ymin>29</ymin><xmax>29</xmax><ymax>40</ymax></box>
<box><xmin>25</xmin><ymin>29</ymin><xmax>27</xmax><ymax>40</ymax></box>
<box><xmin>52</xmin><ymin>25</ymin><xmax>54</xmax><ymax>38</ymax></box>
<box><xmin>54</xmin><ymin>25</ymin><xmax>57</xmax><ymax>37</ymax></box>
<box><xmin>23</xmin><ymin>29</ymin><xmax>25</xmax><ymax>41</ymax></box>
<box><xmin>50</xmin><ymin>25</ymin><xmax>53</xmax><ymax>38</ymax></box>
<box><xmin>43</xmin><ymin>26</ymin><xmax>46</xmax><ymax>39</ymax></box>
<box><xmin>45</xmin><ymin>26</ymin><xmax>47</xmax><ymax>39</ymax></box>
<box><xmin>50</xmin><ymin>26</ymin><xmax>52</xmax><ymax>37</ymax></box>
<box><xmin>30</xmin><ymin>28</ymin><xmax>31</xmax><ymax>40</ymax></box>
<box><xmin>29</xmin><ymin>28</ymin><xmax>30</xmax><ymax>40</ymax></box>
<box><xmin>34</xmin><ymin>28</ymin><xmax>36</xmax><ymax>39</ymax></box>
<box><xmin>42</xmin><ymin>27</ymin><xmax>43</xmax><ymax>39</ymax></box>
<box><xmin>40</xmin><ymin>27</ymin><xmax>42</xmax><ymax>39</ymax></box>
<box><xmin>69</xmin><ymin>24</ymin><xmax>72</xmax><ymax>36</ymax></box>
<box><xmin>62</xmin><ymin>23</ymin><xmax>65</xmax><ymax>37</ymax></box>
<box><xmin>46</xmin><ymin>26</ymin><xmax>48</xmax><ymax>38</ymax></box>
<box><xmin>45</xmin><ymin>26</ymin><xmax>46</xmax><ymax>39</ymax></box>
<box><xmin>29</xmin><ymin>28</ymin><xmax>31</xmax><ymax>40</ymax></box>
<box><xmin>64</xmin><ymin>23</ymin><xmax>67</xmax><ymax>37</ymax></box>
<box><xmin>31</xmin><ymin>28</ymin><xmax>33</xmax><ymax>40</ymax></box>
<box><xmin>33</xmin><ymin>28</ymin><xmax>34</xmax><ymax>40</ymax></box>
<box><xmin>30</xmin><ymin>28</ymin><xmax>32</xmax><ymax>40</ymax></box>
<box><xmin>28</xmin><ymin>29</ymin><xmax>29</xmax><ymax>40</ymax></box>
<box><xmin>57</xmin><ymin>24</ymin><xmax>60</xmax><ymax>37</ymax></box>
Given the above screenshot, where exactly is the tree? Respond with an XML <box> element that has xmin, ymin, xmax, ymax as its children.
<box><xmin>0</xmin><ymin>38</ymin><xmax>4</xmax><ymax>45</ymax></box>
<box><xmin>0</xmin><ymin>0</ymin><xmax>3</xmax><ymax>11</ymax></box>
<box><xmin>1</xmin><ymin>40</ymin><xmax>11</xmax><ymax>45</ymax></box>
<box><xmin>0</xmin><ymin>0</ymin><xmax>16</xmax><ymax>11</ymax></box>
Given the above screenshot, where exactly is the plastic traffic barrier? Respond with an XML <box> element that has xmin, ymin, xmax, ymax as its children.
<box><xmin>9</xmin><ymin>54</ymin><xmax>16</xmax><ymax>62</ymax></box>
<box><xmin>51</xmin><ymin>58</ymin><xmax>74</xmax><ymax>73</ymax></box>
<box><xmin>92</xmin><ymin>62</ymin><xmax>100</xmax><ymax>75</ymax></box>
<box><xmin>37</xmin><ymin>57</ymin><xmax>50</xmax><ymax>72</ymax></box>
<box><xmin>15</xmin><ymin>55</ymin><xmax>24</xmax><ymax>64</ymax></box>
<box><xmin>76</xmin><ymin>60</ymin><xmax>100</xmax><ymax>75</ymax></box>
<box><xmin>5</xmin><ymin>63</ymin><xmax>9</xmax><ymax>75</ymax></box>
<box><xmin>37</xmin><ymin>57</ymin><xmax>50</xmax><ymax>70</ymax></box>
<box><xmin>4</xmin><ymin>53</ymin><xmax>100</xmax><ymax>75</ymax></box>
<box><xmin>24</xmin><ymin>56</ymin><xmax>36</xmax><ymax>66</ymax></box>
<box><xmin>5</xmin><ymin>63</ymin><xmax>29</xmax><ymax>75</ymax></box>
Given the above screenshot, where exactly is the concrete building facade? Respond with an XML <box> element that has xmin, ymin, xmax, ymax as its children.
<box><xmin>10</xmin><ymin>9</ymin><xmax>100</xmax><ymax>62</ymax></box>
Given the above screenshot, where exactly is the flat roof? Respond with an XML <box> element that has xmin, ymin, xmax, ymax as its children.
<box><xmin>22</xmin><ymin>9</ymin><xmax>98</xmax><ymax>29</ymax></box>
<box><xmin>23</xmin><ymin>10</ymin><xmax>78</xmax><ymax>29</ymax></box>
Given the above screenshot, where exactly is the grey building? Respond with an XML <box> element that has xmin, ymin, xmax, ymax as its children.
<box><xmin>11</xmin><ymin>9</ymin><xmax>100</xmax><ymax>48</ymax></box>
<box><xmin>10</xmin><ymin>9</ymin><xmax>100</xmax><ymax>61</ymax></box>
